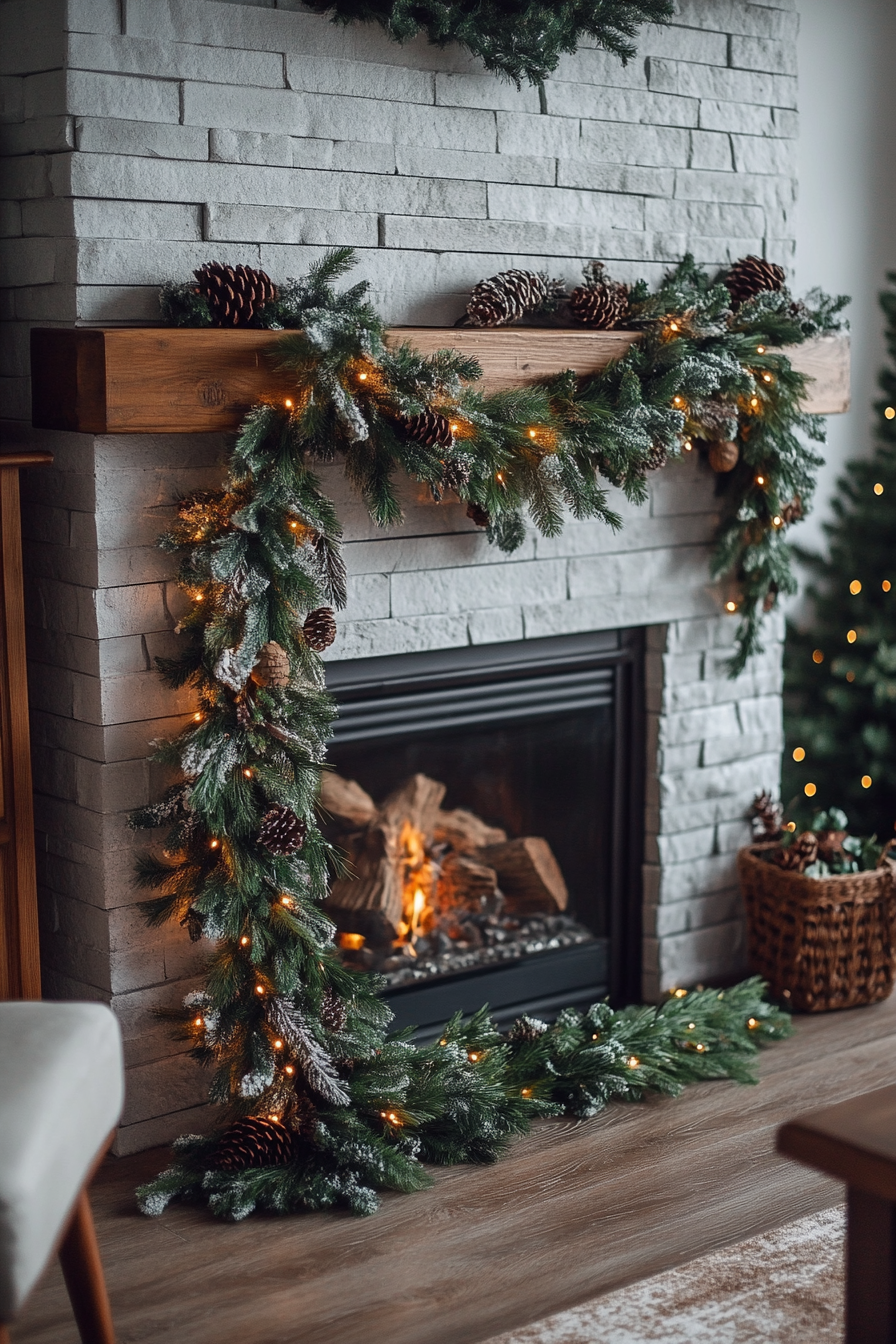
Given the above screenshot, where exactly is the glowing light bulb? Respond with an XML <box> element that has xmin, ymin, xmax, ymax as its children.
<box><xmin>850</xmin><ymin>580</ymin><xmax>862</xmax><ymax>594</ymax></box>
<box><xmin>438</xmin><ymin>1037</ymin><xmax>448</xmax><ymax>1047</ymax></box>
<box><xmin>210</xmin><ymin>839</ymin><xmax>219</xmax><ymax>849</ymax></box>
<box><xmin>255</xmin><ymin>983</ymin><xmax>265</xmax><ymax>995</ymax></box>
<box><xmin>847</xmin><ymin>629</ymin><xmax>857</xmax><ymax>643</ymax></box>
<box><xmin>240</xmin><ymin>935</ymin><xmax>250</xmax><ymax>946</ymax></box>
<box><xmin>528</xmin><ymin>428</ymin><xmax>537</xmax><ymax>439</ymax></box>
<box><xmin>682</xmin><ymin>439</ymin><xmax>693</xmax><ymax>451</ymax></box>
<box><xmin>243</xmin><ymin>768</ymin><xmax>252</xmax><ymax>778</ymax></box>
<box><xmin>885</xmin><ymin>407</ymin><xmax>895</xmax><ymax>419</ymax></box>
<box><xmin>750</xmin><ymin>397</ymin><xmax>760</xmax><ymax>409</ymax></box>
<box><xmin>521</xmin><ymin>1086</ymin><xmax>533</xmax><ymax>1097</ymax></box>
<box><xmin>280</xmin><ymin>895</ymin><xmax>292</xmax><ymax>907</ymax></box>
<box><xmin>687</xmin><ymin>1023</ymin><xmax>695</xmax><ymax>1031</ymax></box>
<box><xmin>193</xmin><ymin>712</ymin><xmax>203</xmax><ymax>722</ymax></box>
<box><xmin>785</xmin><ymin>821</ymin><xmax>796</xmax><ymax>832</ymax></box>
<box><xmin>725</xmin><ymin>600</ymin><xmax>737</xmax><ymax>613</ymax></box>
<box><xmin>468</xmin><ymin>1051</ymin><xmax>480</xmax><ymax>1063</ymax></box>
<box><xmin>747</xmin><ymin>1018</ymin><xmax>759</xmax><ymax>1029</ymax></box>
<box><xmin>884</xmin><ymin>581</ymin><xmax>892</xmax><ymax>592</ymax></box>
<box><xmin>284</xmin><ymin>399</ymin><xmax>293</xmax><ymax>409</ymax></box>
<box><xmin>194</xmin><ymin>1016</ymin><xmax>204</xmax><ymax>1027</ymax></box>
<box><xmin>772</xmin><ymin>515</ymin><xmax>782</xmax><ymax>528</ymax></box>
<box><xmin>792</xmin><ymin>746</ymin><xmax>806</xmax><ymax>762</ymax></box>
<box><xmin>627</xmin><ymin>1056</ymin><xmax>640</xmax><ymax>1068</ymax></box>
<box><xmin>273</xmin><ymin>1039</ymin><xmax>283</xmax><ymax>1050</ymax></box>
<box><xmin>755</xmin><ymin>475</ymin><xmax>766</xmax><ymax>486</ymax></box>
<box><xmin>358</xmin><ymin>371</ymin><xmax>368</xmax><ymax>381</ymax></box>
<box><xmin>450</xmin><ymin>423</ymin><xmax>458</xmax><ymax>432</ymax></box>
<box><xmin>874</xmin><ymin>483</ymin><xmax>885</xmax><ymax>495</ymax></box>
<box><xmin>804</xmin><ymin>782</ymin><xmax>817</xmax><ymax>797</ymax></box>
<box><xmin>284</xmin><ymin>1064</ymin><xmax>295</xmax><ymax>1076</ymax></box>
<box><xmin>812</xmin><ymin>649</ymin><xmax>824</xmax><ymax>663</ymax></box>
<box><xmin>673</xmin><ymin>988</ymin><xmax>687</xmax><ymax>998</ymax></box>
<box><xmin>669</xmin><ymin>321</ymin><xmax>679</xmax><ymax>331</ymax></box>
<box><xmin>762</xmin><ymin>372</ymin><xmax>773</xmax><ymax>383</ymax></box>
<box><xmin>862</xmin><ymin>775</ymin><xmax>873</xmax><ymax>789</ymax></box>
<box><xmin>756</xmin><ymin>345</ymin><xmax>765</xmax><ymax>354</ymax></box>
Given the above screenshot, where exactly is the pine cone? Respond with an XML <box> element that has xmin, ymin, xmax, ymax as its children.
<box><xmin>708</xmin><ymin>440</ymin><xmax>740</xmax><ymax>473</ymax></box>
<box><xmin>194</xmin><ymin>263</ymin><xmax>277</xmax><ymax>327</ymax></box>
<box><xmin>258</xmin><ymin>804</ymin><xmax>307</xmax><ymax>855</ymax></box>
<box><xmin>441</xmin><ymin>456</ymin><xmax>472</xmax><ymax>495</ymax></box>
<box><xmin>288</xmin><ymin>1094</ymin><xmax>318</xmax><ymax>1140</ymax></box>
<box><xmin>778</xmin><ymin>830</ymin><xmax>818</xmax><ymax>872</ymax></box>
<box><xmin>569</xmin><ymin>265</ymin><xmax>629</xmax><ymax>329</ymax></box>
<box><xmin>403</xmin><ymin>411</ymin><xmax>455</xmax><ymax>449</ymax></box>
<box><xmin>466</xmin><ymin>502</ymin><xmax>490</xmax><ymax>528</ymax></box>
<box><xmin>235</xmin><ymin>697</ymin><xmax>252</xmax><ymax>726</ymax></box>
<box><xmin>319</xmin><ymin>988</ymin><xmax>348</xmax><ymax>1033</ymax></box>
<box><xmin>180</xmin><ymin>908</ymin><xmax>204</xmax><ymax>943</ymax></box>
<box><xmin>250</xmin><ymin>641</ymin><xmax>290</xmax><ymax>688</ymax></box>
<box><xmin>751</xmin><ymin>791</ymin><xmax>782</xmax><ymax>840</ymax></box>
<box><xmin>465</xmin><ymin>270</ymin><xmax>554</xmax><ymax>327</ymax></box>
<box><xmin>213</xmin><ymin>1116</ymin><xmax>296</xmax><ymax>1171</ymax></box>
<box><xmin>508</xmin><ymin>1014</ymin><xmax>549</xmax><ymax>1043</ymax></box>
<box><xmin>644</xmin><ymin>443</ymin><xmax>667</xmax><ymax>471</ymax></box>
<box><xmin>723</xmin><ymin>255</ymin><xmax>786</xmax><ymax>307</ymax></box>
<box><xmin>816</xmin><ymin>829</ymin><xmax>848</xmax><ymax>864</ymax></box>
<box><xmin>780</xmin><ymin>495</ymin><xmax>803</xmax><ymax>525</ymax></box>
<box><xmin>303</xmin><ymin>606</ymin><xmax>337</xmax><ymax>652</ymax></box>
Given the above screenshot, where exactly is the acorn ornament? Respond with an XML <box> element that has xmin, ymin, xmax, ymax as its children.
<box><xmin>194</xmin><ymin>263</ymin><xmax>277</xmax><ymax>327</ymax></box>
<box><xmin>708</xmin><ymin>441</ymin><xmax>740</xmax><ymax>473</ymax></box>
<box><xmin>250</xmin><ymin>641</ymin><xmax>290</xmax><ymax>688</ymax></box>
<box><xmin>257</xmin><ymin>804</ymin><xmax>307</xmax><ymax>855</ymax></box>
<box><xmin>303</xmin><ymin>606</ymin><xmax>337</xmax><ymax>652</ymax></box>
<box><xmin>213</xmin><ymin>1116</ymin><xmax>296</xmax><ymax>1171</ymax></box>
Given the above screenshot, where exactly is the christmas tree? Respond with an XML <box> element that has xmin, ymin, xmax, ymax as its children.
<box><xmin>784</xmin><ymin>275</ymin><xmax>896</xmax><ymax>837</ymax></box>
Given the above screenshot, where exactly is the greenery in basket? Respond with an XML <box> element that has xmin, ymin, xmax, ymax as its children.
<box><xmin>753</xmin><ymin>796</ymin><xmax>893</xmax><ymax>877</ymax></box>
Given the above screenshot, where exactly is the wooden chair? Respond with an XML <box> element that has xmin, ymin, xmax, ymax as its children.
<box><xmin>0</xmin><ymin>1002</ymin><xmax>124</xmax><ymax>1344</ymax></box>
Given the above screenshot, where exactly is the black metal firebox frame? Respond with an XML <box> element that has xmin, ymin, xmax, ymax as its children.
<box><xmin>325</xmin><ymin>628</ymin><xmax>645</xmax><ymax>1035</ymax></box>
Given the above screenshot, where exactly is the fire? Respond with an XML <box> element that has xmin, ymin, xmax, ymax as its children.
<box><xmin>396</xmin><ymin>821</ymin><xmax>434</xmax><ymax>950</ymax></box>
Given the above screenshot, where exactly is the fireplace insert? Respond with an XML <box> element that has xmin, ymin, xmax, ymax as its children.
<box><xmin>323</xmin><ymin>629</ymin><xmax>644</xmax><ymax>1036</ymax></box>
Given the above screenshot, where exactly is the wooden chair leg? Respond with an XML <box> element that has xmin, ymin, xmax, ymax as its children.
<box><xmin>57</xmin><ymin>1187</ymin><xmax>115</xmax><ymax>1344</ymax></box>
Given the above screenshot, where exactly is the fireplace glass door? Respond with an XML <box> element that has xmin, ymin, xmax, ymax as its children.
<box><xmin>324</xmin><ymin>629</ymin><xmax>644</xmax><ymax>1035</ymax></box>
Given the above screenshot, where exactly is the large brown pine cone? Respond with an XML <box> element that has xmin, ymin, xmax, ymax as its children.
<box><xmin>643</xmin><ymin>443</ymin><xmax>668</xmax><ymax>471</ymax></box>
<box><xmin>403</xmin><ymin>410</ymin><xmax>455</xmax><ymax>449</ymax></box>
<box><xmin>258</xmin><ymin>804</ymin><xmax>307</xmax><ymax>855</ymax></box>
<box><xmin>723</xmin><ymin>255</ymin><xmax>786</xmax><ymax>307</ymax></box>
<box><xmin>213</xmin><ymin>1116</ymin><xmax>296</xmax><ymax>1171</ymax></box>
<box><xmin>751</xmin><ymin>790</ymin><xmax>782</xmax><ymax>839</ymax></box>
<box><xmin>508</xmin><ymin>1014</ymin><xmax>548</xmax><ymax>1043</ymax></box>
<box><xmin>569</xmin><ymin>275</ymin><xmax>629</xmax><ymax>329</ymax></box>
<box><xmin>465</xmin><ymin>270</ymin><xmax>551</xmax><ymax>327</ymax></box>
<box><xmin>303</xmin><ymin>606</ymin><xmax>337</xmax><ymax>652</ymax></box>
<box><xmin>194</xmin><ymin>263</ymin><xmax>277</xmax><ymax>327</ymax></box>
<box><xmin>250</xmin><ymin>641</ymin><xmax>291</xmax><ymax>688</ymax></box>
<box><xmin>778</xmin><ymin>830</ymin><xmax>818</xmax><ymax>872</ymax></box>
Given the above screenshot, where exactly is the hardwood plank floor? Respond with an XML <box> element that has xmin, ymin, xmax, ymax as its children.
<box><xmin>11</xmin><ymin>994</ymin><xmax>896</xmax><ymax>1344</ymax></box>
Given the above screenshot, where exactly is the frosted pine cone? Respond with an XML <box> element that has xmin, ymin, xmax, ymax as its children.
<box><xmin>723</xmin><ymin>255</ymin><xmax>786</xmax><ymax>307</ymax></box>
<box><xmin>464</xmin><ymin>269</ymin><xmax>561</xmax><ymax>327</ymax></box>
<box><xmin>508</xmin><ymin>1015</ymin><xmax>549</xmax><ymax>1043</ymax></box>
<box><xmin>258</xmin><ymin>804</ymin><xmax>307</xmax><ymax>855</ymax></box>
<box><xmin>569</xmin><ymin>264</ymin><xmax>629</xmax><ymax>329</ymax></box>
<box><xmin>303</xmin><ymin>606</ymin><xmax>337</xmax><ymax>652</ymax></box>
<box><xmin>319</xmin><ymin>988</ymin><xmax>348</xmax><ymax>1033</ymax></box>
<box><xmin>643</xmin><ymin>443</ymin><xmax>667</xmax><ymax>471</ymax></box>
<box><xmin>250</xmin><ymin>641</ymin><xmax>290</xmax><ymax>688</ymax></box>
<box><xmin>194</xmin><ymin>263</ymin><xmax>277</xmax><ymax>327</ymax></box>
<box><xmin>213</xmin><ymin>1116</ymin><xmax>296</xmax><ymax>1171</ymax></box>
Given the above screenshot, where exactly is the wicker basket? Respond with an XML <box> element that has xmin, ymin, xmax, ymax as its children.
<box><xmin>737</xmin><ymin>845</ymin><xmax>896</xmax><ymax>1011</ymax></box>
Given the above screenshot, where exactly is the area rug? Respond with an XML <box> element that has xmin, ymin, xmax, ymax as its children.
<box><xmin>484</xmin><ymin>1206</ymin><xmax>845</xmax><ymax>1344</ymax></box>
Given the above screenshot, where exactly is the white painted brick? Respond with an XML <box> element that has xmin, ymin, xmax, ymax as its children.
<box><xmin>0</xmin><ymin>116</ymin><xmax>73</xmax><ymax>155</ymax></box>
<box><xmin>577</xmin><ymin>120</ymin><xmax>690</xmax><ymax>168</ymax></box>
<box><xmin>648</xmin><ymin>59</ymin><xmax>797</xmax><ymax>110</ymax></box>
<box><xmin>675</xmin><ymin>169</ymin><xmax>795</xmax><ymax>210</ymax></box>
<box><xmin>702</xmin><ymin>730</ymin><xmax>782</xmax><ymax>766</ymax></box>
<box><xmin>655</xmin><ymin>825</ymin><xmax>717</xmax><ymax>865</ymax></box>
<box><xmin>689</xmin><ymin>130</ymin><xmax>734</xmax><ymax>171</ymax></box>
<box><xmin>342</xmin><ymin>572</ymin><xmax>390</xmax><ymax>622</ymax></box>
<box><xmin>0</xmin><ymin>0</ymin><xmax>66</xmax><ymax>75</ymax></box>
<box><xmin>636</xmin><ymin>22</ymin><xmax>729</xmax><ymax>65</ymax></box>
<box><xmin>0</xmin><ymin>236</ymin><xmax>57</xmax><ymax>285</ymax></box>
<box><xmin>383</xmin><ymin>215</ymin><xmax>653</xmax><ymax>262</ymax></box>
<box><xmin>395</xmin><ymin>145</ymin><xmax>555</xmax><ymax>187</ymax></box>
<box><xmin>68</xmin><ymin>0</ymin><xmax>120</xmax><ymax>34</ymax></box>
<box><xmin>652</xmin><ymin>889</ymin><xmax>743</xmax><ymax>938</ymax></box>
<box><xmin>210</xmin><ymin>127</ymin><xmax>291</xmax><ymax>167</ymax></box>
<box><xmin>658</xmin><ymin>919</ymin><xmax>747</xmax><ymax>990</ymax></box>
<box><xmin>645</xmin><ymin>197</ymin><xmax>766</xmax><ymax>239</ymax></box>
<box><xmin>554</xmin><ymin>86</ymin><xmax>699</xmax><ymax>129</ymax></box>
<box><xmin>68</xmin><ymin>32</ymin><xmax>284</xmax><ymax>86</ymax></box>
<box><xmin>557</xmin><ymin>161</ymin><xmax>675</xmax><ymax>197</ymax></box>
<box><xmin>391</xmin><ymin>558</ymin><xmax>567</xmax><ymax>619</ymax></box>
<box><xmin>730</xmin><ymin>34</ymin><xmax>797</xmax><ymax>76</ymax></box>
<box><xmin>205</xmin><ymin>202</ymin><xmax>377</xmax><ymax>248</ymax></box>
<box><xmin>66</xmin><ymin>69</ymin><xmax>180</xmax><ymax>123</ymax></box>
<box><xmin>287</xmin><ymin>55</ymin><xmax>434</xmax><ymax>105</ymax></box>
<box><xmin>659</xmin><ymin>701</ymin><xmax>741</xmax><ymax>746</ymax></box>
<box><xmin>467</xmin><ymin>605</ymin><xmax>524</xmax><ymax>645</ymax></box>
<box><xmin>487</xmin><ymin>183</ymin><xmax>644</xmax><ymax>231</ymax></box>
<box><xmin>731</xmin><ymin>133</ymin><xmax>796</xmax><ymax>176</ymax></box>
<box><xmin>699</xmin><ymin>100</ymin><xmax>778</xmax><ymax>139</ymax></box>
<box><xmin>659</xmin><ymin>752</ymin><xmax>781</xmax><ymax>807</ymax></box>
<box><xmin>675</xmin><ymin>0</ymin><xmax>798</xmax><ymax>41</ymax></box>
<box><xmin>72</xmin><ymin>198</ymin><xmax>202</xmax><ymax>241</ymax></box>
<box><xmin>657</xmin><ymin>794</ymin><xmax>757</xmax><ymax>834</ymax></box>
<box><xmin>495</xmin><ymin>111</ymin><xmax>580</xmax><ymax>160</ymax></box>
<box><xmin>325</xmin><ymin>613</ymin><xmax>469</xmax><ymax>662</ymax></box>
<box><xmin>435</xmin><ymin>71</ymin><xmax>537</xmax><ymax>113</ymax></box>
<box><xmin>0</xmin><ymin>74</ymin><xmax>24</xmax><ymax>123</ymax></box>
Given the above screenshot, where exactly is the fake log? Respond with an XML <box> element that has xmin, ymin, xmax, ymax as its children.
<box><xmin>478</xmin><ymin>837</ymin><xmax>569</xmax><ymax>914</ymax></box>
<box><xmin>379</xmin><ymin>773</ymin><xmax>446</xmax><ymax>844</ymax></box>
<box><xmin>326</xmin><ymin>823</ymin><xmax>402</xmax><ymax>946</ymax></box>
<box><xmin>434</xmin><ymin>808</ymin><xmax>507</xmax><ymax>854</ymax></box>
<box><xmin>319</xmin><ymin>772</ymin><xmax>378</xmax><ymax>828</ymax></box>
<box><xmin>436</xmin><ymin>852</ymin><xmax>499</xmax><ymax>911</ymax></box>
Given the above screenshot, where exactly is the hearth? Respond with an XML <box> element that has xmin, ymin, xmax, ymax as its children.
<box><xmin>324</xmin><ymin>630</ymin><xmax>644</xmax><ymax>1035</ymax></box>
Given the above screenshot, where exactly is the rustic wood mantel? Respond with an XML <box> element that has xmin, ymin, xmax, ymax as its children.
<box><xmin>29</xmin><ymin>326</ymin><xmax>850</xmax><ymax>435</ymax></box>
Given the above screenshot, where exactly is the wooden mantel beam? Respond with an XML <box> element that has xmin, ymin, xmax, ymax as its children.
<box><xmin>30</xmin><ymin>326</ymin><xmax>850</xmax><ymax>436</ymax></box>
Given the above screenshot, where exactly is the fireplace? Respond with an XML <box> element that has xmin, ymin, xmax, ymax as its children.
<box><xmin>323</xmin><ymin>629</ymin><xmax>645</xmax><ymax>1036</ymax></box>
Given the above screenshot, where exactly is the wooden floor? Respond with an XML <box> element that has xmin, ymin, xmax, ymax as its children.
<box><xmin>11</xmin><ymin>994</ymin><xmax>896</xmax><ymax>1344</ymax></box>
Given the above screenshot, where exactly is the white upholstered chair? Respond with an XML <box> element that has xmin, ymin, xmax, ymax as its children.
<box><xmin>0</xmin><ymin>1001</ymin><xmax>124</xmax><ymax>1344</ymax></box>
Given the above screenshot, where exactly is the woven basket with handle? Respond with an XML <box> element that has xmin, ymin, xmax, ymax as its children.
<box><xmin>737</xmin><ymin>845</ymin><xmax>896</xmax><ymax>1012</ymax></box>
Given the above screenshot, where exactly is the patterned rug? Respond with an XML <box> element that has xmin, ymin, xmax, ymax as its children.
<box><xmin>485</xmin><ymin>1207</ymin><xmax>844</xmax><ymax>1344</ymax></box>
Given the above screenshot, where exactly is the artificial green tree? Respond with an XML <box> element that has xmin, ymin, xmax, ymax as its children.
<box><xmin>784</xmin><ymin>276</ymin><xmax>896</xmax><ymax>838</ymax></box>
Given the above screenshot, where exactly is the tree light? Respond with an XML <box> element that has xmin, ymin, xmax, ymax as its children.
<box><xmin>874</xmin><ymin>483</ymin><xmax>885</xmax><ymax>495</ymax></box>
<box><xmin>812</xmin><ymin>649</ymin><xmax>824</xmax><ymax>663</ymax></box>
<box><xmin>255</xmin><ymin>984</ymin><xmax>265</xmax><ymax>995</ymax></box>
<box><xmin>862</xmin><ymin>775</ymin><xmax>873</xmax><ymax>789</ymax></box>
<box><xmin>210</xmin><ymin>839</ymin><xmax>219</xmax><ymax>849</ymax></box>
<box><xmin>846</xmin><ymin>671</ymin><xmax>855</xmax><ymax>682</ymax></box>
<box><xmin>240</xmin><ymin>935</ymin><xmax>250</xmax><ymax>947</ymax></box>
<box><xmin>468</xmin><ymin>1051</ymin><xmax>481</xmax><ymax>1063</ymax></box>
<box><xmin>755</xmin><ymin>474</ymin><xmax>766</xmax><ymax>486</ymax></box>
<box><xmin>885</xmin><ymin>407</ymin><xmax>895</xmax><ymax>419</ymax></box>
<box><xmin>193</xmin><ymin>712</ymin><xmax>203</xmax><ymax>722</ymax></box>
<box><xmin>847</xmin><ymin>629</ymin><xmax>857</xmax><ymax>643</ymax></box>
<box><xmin>194</xmin><ymin>1016</ymin><xmax>204</xmax><ymax>1028</ymax></box>
<box><xmin>273</xmin><ymin>1039</ymin><xmax>283</xmax><ymax>1050</ymax></box>
<box><xmin>284</xmin><ymin>399</ymin><xmax>293</xmax><ymax>409</ymax></box>
<box><xmin>528</xmin><ymin>428</ymin><xmax>537</xmax><ymax>439</ymax></box>
<box><xmin>772</xmin><ymin>515</ymin><xmax>782</xmax><ymax>527</ymax></box>
<box><xmin>725</xmin><ymin>600</ymin><xmax>737</xmax><ymax>613</ymax></box>
<box><xmin>627</xmin><ymin>1056</ymin><xmax>640</xmax><ymax>1068</ymax></box>
<box><xmin>682</xmin><ymin>439</ymin><xmax>693</xmax><ymax>451</ymax></box>
<box><xmin>883</xmin><ymin>580</ymin><xmax>892</xmax><ymax>592</ymax></box>
<box><xmin>284</xmin><ymin>1064</ymin><xmax>295</xmax><ymax>1076</ymax></box>
<box><xmin>762</xmin><ymin>372</ymin><xmax>773</xmax><ymax>383</ymax></box>
<box><xmin>792</xmin><ymin>746</ymin><xmax>805</xmax><ymax>762</ymax></box>
<box><xmin>850</xmin><ymin>580</ymin><xmax>862</xmax><ymax>594</ymax></box>
<box><xmin>804</xmin><ymin>782</ymin><xmax>817</xmax><ymax>797</ymax></box>
<box><xmin>358</xmin><ymin>371</ymin><xmax>368</xmax><ymax>381</ymax></box>
<box><xmin>756</xmin><ymin>345</ymin><xmax>765</xmax><ymax>354</ymax></box>
<box><xmin>750</xmin><ymin>397</ymin><xmax>760</xmax><ymax>409</ymax></box>
<box><xmin>747</xmin><ymin>1017</ymin><xmax>759</xmax><ymax>1029</ymax></box>
<box><xmin>243</xmin><ymin>768</ymin><xmax>252</xmax><ymax>778</ymax></box>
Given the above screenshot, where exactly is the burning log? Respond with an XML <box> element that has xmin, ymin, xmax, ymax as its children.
<box><xmin>319</xmin><ymin>771</ymin><xmax>378</xmax><ymax>828</ymax></box>
<box><xmin>478</xmin><ymin>837</ymin><xmax>569</xmax><ymax>914</ymax></box>
<box><xmin>434</xmin><ymin>808</ymin><xmax>507</xmax><ymax>854</ymax></box>
<box><xmin>326</xmin><ymin>822</ymin><xmax>403</xmax><ymax>947</ymax></box>
<box><xmin>379</xmin><ymin>773</ymin><xmax>446</xmax><ymax>844</ymax></box>
<box><xmin>436</xmin><ymin>852</ymin><xmax>499</xmax><ymax>911</ymax></box>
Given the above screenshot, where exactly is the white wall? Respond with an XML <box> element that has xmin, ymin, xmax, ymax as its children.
<box><xmin>793</xmin><ymin>0</ymin><xmax>896</xmax><ymax>562</ymax></box>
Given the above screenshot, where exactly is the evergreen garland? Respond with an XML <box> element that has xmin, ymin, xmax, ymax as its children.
<box><xmin>301</xmin><ymin>0</ymin><xmax>675</xmax><ymax>87</ymax></box>
<box><xmin>783</xmin><ymin>275</ymin><xmax>896</xmax><ymax>836</ymax></box>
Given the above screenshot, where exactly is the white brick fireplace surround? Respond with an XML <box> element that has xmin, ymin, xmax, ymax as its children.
<box><xmin>0</xmin><ymin>0</ymin><xmax>795</xmax><ymax>1152</ymax></box>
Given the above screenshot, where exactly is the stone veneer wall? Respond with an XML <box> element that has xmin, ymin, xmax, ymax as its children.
<box><xmin>0</xmin><ymin>0</ymin><xmax>795</xmax><ymax>1151</ymax></box>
